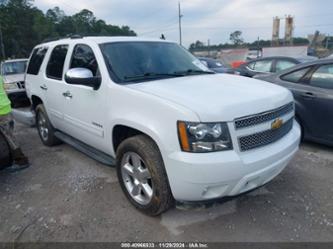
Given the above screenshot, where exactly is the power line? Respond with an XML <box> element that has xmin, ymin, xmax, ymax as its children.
<box><xmin>139</xmin><ymin>21</ymin><xmax>179</xmax><ymax>36</ymax></box>
<box><xmin>181</xmin><ymin>23</ymin><xmax>333</xmax><ymax>31</ymax></box>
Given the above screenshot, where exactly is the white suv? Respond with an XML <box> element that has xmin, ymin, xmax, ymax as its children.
<box><xmin>25</xmin><ymin>36</ymin><xmax>301</xmax><ymax>215</ymax></box>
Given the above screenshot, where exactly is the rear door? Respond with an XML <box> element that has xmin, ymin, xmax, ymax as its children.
<box><xmin>44</xmin><ymin>44</ymin><xmax>69</xmax><ymax>129</ymax></box>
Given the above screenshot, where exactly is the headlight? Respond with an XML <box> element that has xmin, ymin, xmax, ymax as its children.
<box><xmin>3</xmin><ymin>82</ymin><xmax>18</xmax><ymax>91</ymax></box>
<box><xmin>177</xmin><ymin>121</ymin><xmax>233</xmax><ymax>153</ymax></box>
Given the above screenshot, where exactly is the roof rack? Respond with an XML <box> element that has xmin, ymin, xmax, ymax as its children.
<box><xmin>41</xmin><ymin>37</ymin><xmax>60</xmax><ymax>43</ymax></box>
<box><xmin>41</xmin><ymin>34</ymin><xmax>83</xmax><ymax>43</ymax></box>
<box><xmin>70</xmin><ymin>34</ymin><xmax>83</xmax><ymax>39</ymax></box>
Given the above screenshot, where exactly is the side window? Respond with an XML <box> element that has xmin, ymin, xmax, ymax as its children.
<box><xmin>27</xmin><ymin>47</ymin><xmax>48</xmax><ymax>75</ymax></box>
<box><xmin>253</xmin><ymin>60</ymin><xmax>272</xmax><ymax>72</ymax></box>
<box><xmin>46</xmin><ymin>45</ymin><xmax>69</xmax><ymax>80</ymax></box>
<box><xmin>275</xmin><ymin>60</ymin><xmax>297</xmax><ymax>72</ymax></box>
<box><xmin>200</xmin><ymin>60</ymin><xmax>209</xmax><ymax>68</ymax></box>
<box><xmin>247</xmin><ymin>61</ymin><xmax>255</xmax><ymax>70</ymax></box>
<box><xmin>281</xmin><ymin>67</ymin><xmax>310</xmax><ymax>83</ymax></box>
<box><xmin>310</xmin><ymin>64</ymin><xmax>333</xmax><ymax>89</ymax></box>
<box><xmin>70</xmin><ymin>44</ymin><xmax>99</xmax><ymax>76</ymax></box>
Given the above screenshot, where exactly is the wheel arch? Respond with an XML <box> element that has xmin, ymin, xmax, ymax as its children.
<box><xmin>31</xmin><ymin>95</ymin><xmax>43</xmax><ymax>110</ymax></box>
<box><xmin>112</xmin><ymin>123</ymin><xmax>163</xmax><ymax>156</ymax></box>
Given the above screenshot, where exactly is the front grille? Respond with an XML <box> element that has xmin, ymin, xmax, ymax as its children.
<box><xmin>235</xmin><ymin>102</ymin><xmax>294</xmax><ymax>129</ymax></box>
<box><xmin>16</xmin><ymin>81</ymin><xmax>25</xmax><ymax>89</ymax></box>
<box><xmin>238</xmin><ymin>118</ymin><xmax>293</xmax><ymax>152</ymax></box>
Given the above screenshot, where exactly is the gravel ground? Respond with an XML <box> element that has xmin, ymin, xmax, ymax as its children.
<box><xmin>0</xmin><ymin>124</ymin><xmax>332</xmax><ymax>242</ymax></box>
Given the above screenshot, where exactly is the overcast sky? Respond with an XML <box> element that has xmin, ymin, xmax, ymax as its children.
<box><xmin>34</xmin><ymin>0</ymin><xmax>333</xmax><ymax>47</ymax></box>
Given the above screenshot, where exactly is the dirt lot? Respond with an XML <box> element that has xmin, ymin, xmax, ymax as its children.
<box><xmin>0</xmin><ymin>123</ymin><xmax>332</xmax><ymax>242</ymax></box>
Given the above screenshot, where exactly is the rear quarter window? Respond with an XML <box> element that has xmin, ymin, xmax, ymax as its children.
<box><xmin>27</xmin><ymin>47</ymin><xmax>48</xmax><ymax>75</ymax></box>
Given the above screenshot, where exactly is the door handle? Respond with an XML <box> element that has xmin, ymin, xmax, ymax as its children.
<box><xmin>40</xmin><ymin>84</ymin><xmax>48</xmax><ymax>90</ymax></box>
<box><xmin>301</xmin><ymin>92</ymin><xmax>315</xmax><ymax>99</ymax></box>
<box><xmin>62</xmin><ymin>91</ymin><xmax>73</xmax><ymax>98</ymax></box>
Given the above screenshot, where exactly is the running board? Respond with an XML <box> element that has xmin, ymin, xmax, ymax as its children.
<box><xmin>54</xmin><ymin>131</ymin><xmax>116</xmax><ymax>167</ymax></box>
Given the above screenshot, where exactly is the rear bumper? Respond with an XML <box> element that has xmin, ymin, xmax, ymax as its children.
<box><xmin>7</xmin><ymin>91</ymin><xmax>29</xmax><ymax>104</ymax></box>
<box><xmin>12</xmin><ymin>108</ymin><xmax>35</xmax><ymax>127</ymax></box>
<box><xmin>164</xmin><ymin>121</ymin><xmax>301</xmax><ymax>201</ymax></box>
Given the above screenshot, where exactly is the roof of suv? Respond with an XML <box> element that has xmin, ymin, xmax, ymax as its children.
<box><xmin>37</xmin><ymin>36</ymin><xmax>173</xmax><ymax>47</ymax></box>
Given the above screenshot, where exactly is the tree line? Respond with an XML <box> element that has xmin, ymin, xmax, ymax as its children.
<box><xmin>189</xmin><ymin>30</ymin><xmax>310</xmax><ymax>52</ymax></box>
<box><xmin>0</xmin><ymin>0</ymin><xmax>136</xmax><ymax>60</ymax></box>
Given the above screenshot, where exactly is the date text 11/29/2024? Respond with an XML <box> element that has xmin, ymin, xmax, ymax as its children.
<box><xmin>120</xmin><ymin>242</ymin><xmax>208</xmax><ymax>248</ymax></box>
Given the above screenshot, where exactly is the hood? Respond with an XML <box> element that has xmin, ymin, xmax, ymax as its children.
<box><xmin>2</xmin><ymin>74</ymin><xmax>25</xmax><ymax>83</ymax></box>
<box><xmin>127</xmin><ymin>74</ymin><xmax>293</xmax><ymax>122</ymax></box>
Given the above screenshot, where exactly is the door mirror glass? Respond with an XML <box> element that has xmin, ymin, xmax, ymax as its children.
<box><xmin>65</xmin><ymin>68</ymin><xmax>101</xmax><ymax>90</ymax></box>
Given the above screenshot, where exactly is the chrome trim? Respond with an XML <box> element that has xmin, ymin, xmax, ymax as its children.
<box><xmin>234</xmin><ymin>102</ymin><xmax>294</xmax><ymax>129</ymax></box>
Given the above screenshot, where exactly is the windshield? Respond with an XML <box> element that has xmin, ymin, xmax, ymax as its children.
<box><xmin>100</xmin><ymin>42</ymin><xmax>212</xmax><ymax>83</ymax></box>
<box><xmin>1</xmin><ymin>61</ymin><xmax>27</xmax><ymax>75</ymax></box>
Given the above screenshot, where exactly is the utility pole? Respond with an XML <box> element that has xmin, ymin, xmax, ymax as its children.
<box><xmin>207</xmin><ymin>39</ymin><xmax>210</xmax><ymax>57</ymax></box>
<box><xmin>257</xmin><ymin>36</ymin><xmax>260</xmax><ymax>58</ymax></box>
<box><xmin>0</xmin><ymin>23</ymin><xmax>5</xmax><ymax>60</ymax></box>
<box><xmin>178</xmin><ymin>2</ymin><xmax>183</xmax><ymax>46</ymax></box>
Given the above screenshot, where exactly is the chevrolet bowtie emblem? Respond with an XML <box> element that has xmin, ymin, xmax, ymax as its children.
<box><xmin>271</xmin><ymin>118</ymin><xmax>283</xmax><ymax>130</ymax></box>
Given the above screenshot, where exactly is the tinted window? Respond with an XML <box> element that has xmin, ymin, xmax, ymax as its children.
<box><xmin>253</xmin><ymin>60</ymin><xmax>272</xmax><ymax>72</ymax></box>
<box><xmin>281</xmin><ymin>67</ymin><xmax>310</xmax><ymax>83</ymax></box>
<box><xmin>27</xmin><ymin>47</ymin><xmax>48</xmax><ymax>75</ymax></box>
<box><xmin>46</xmin><ymin>45</ymin><xmax>68</xmax><ymax>80</ymax></box>
<box><xmin>70</xmin><ymin>44</ymin><xmax>99</xmax><ymax>76</ymax></box>
<box><xmin>2</xmin><ymin>61</ymin><xmax>27</xmax><ymax>75</ymax></box>
<box><xmin>200</xmin><ymin>60</ymin><xmax>209</xmax><ymax>67</ymax></box>
<box><xmin>310</xmin><ymin>64</ymin><xmax>333</xmax><ymax>89</ymax></box>
<box><xmin>247</xmin><ymin>62</ymin><xmax>255</xmax><ymax>70</ymax></box>
<box><xmin>275</xmin><ymin>60</ymin><xmax>297</xmax><ymax>72</ymax></box>
<box><xmin>209</xmin><ymin>60</ymin><xmax>225</xmax><ymax>68</ymax></box>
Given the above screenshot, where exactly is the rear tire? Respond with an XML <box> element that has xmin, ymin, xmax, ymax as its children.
<box><xmin>116</xmin><ymin>135</ymin><xmax>174</xmax><ymax>216</ymax></box>
<box><xmin>0</xmin><ymin>131</ymin><xmax>12</xmax><ymax>170</ymax></box>
<box><xmin>36</xmin><ymin>104</ymin><xmax>61</xmax><ymax>146</ymax></box>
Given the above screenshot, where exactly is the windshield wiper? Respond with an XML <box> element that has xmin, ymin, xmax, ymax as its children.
<box><xmin>174</xmin><ymin>69</ymin><xmax>215</xmax><ymax>75</ymax></box>
<box><xmin>123</xmin><ymin>72</ymin><xmax>185</xmax><ymax>81</ymax></box>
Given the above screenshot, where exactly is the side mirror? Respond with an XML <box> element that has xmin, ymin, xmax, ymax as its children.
<box><xmin>65</xmin><ymin>68</ymin><xmax>101</xmax><ymax>90</ymax></box>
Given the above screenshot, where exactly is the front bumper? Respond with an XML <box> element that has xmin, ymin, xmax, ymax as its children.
<box><xmin>164</xmin><ymin>120</ymin><xmax>301</xmax><ymax>201</ymax></box>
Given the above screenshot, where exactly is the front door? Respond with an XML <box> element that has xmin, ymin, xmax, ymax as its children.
<box><xmin>304</xmin><ymin>63</ymin><xmax>333</xmax><ymax>142</ymax></box>
<box><xmin>61</xmin><ymin>43</ymin><xmax>108</xmax><ymax>153</ymax></box>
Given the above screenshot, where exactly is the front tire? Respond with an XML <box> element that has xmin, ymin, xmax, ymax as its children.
<box><xmin>36</xmin><ymin>104</ymin><xmax>61</xmax><ymax>146</ymax></box>
<box><xmin>116</xmin><ymin>135</ymin><xmax>174</xmax><ymax>216</ymax></box>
